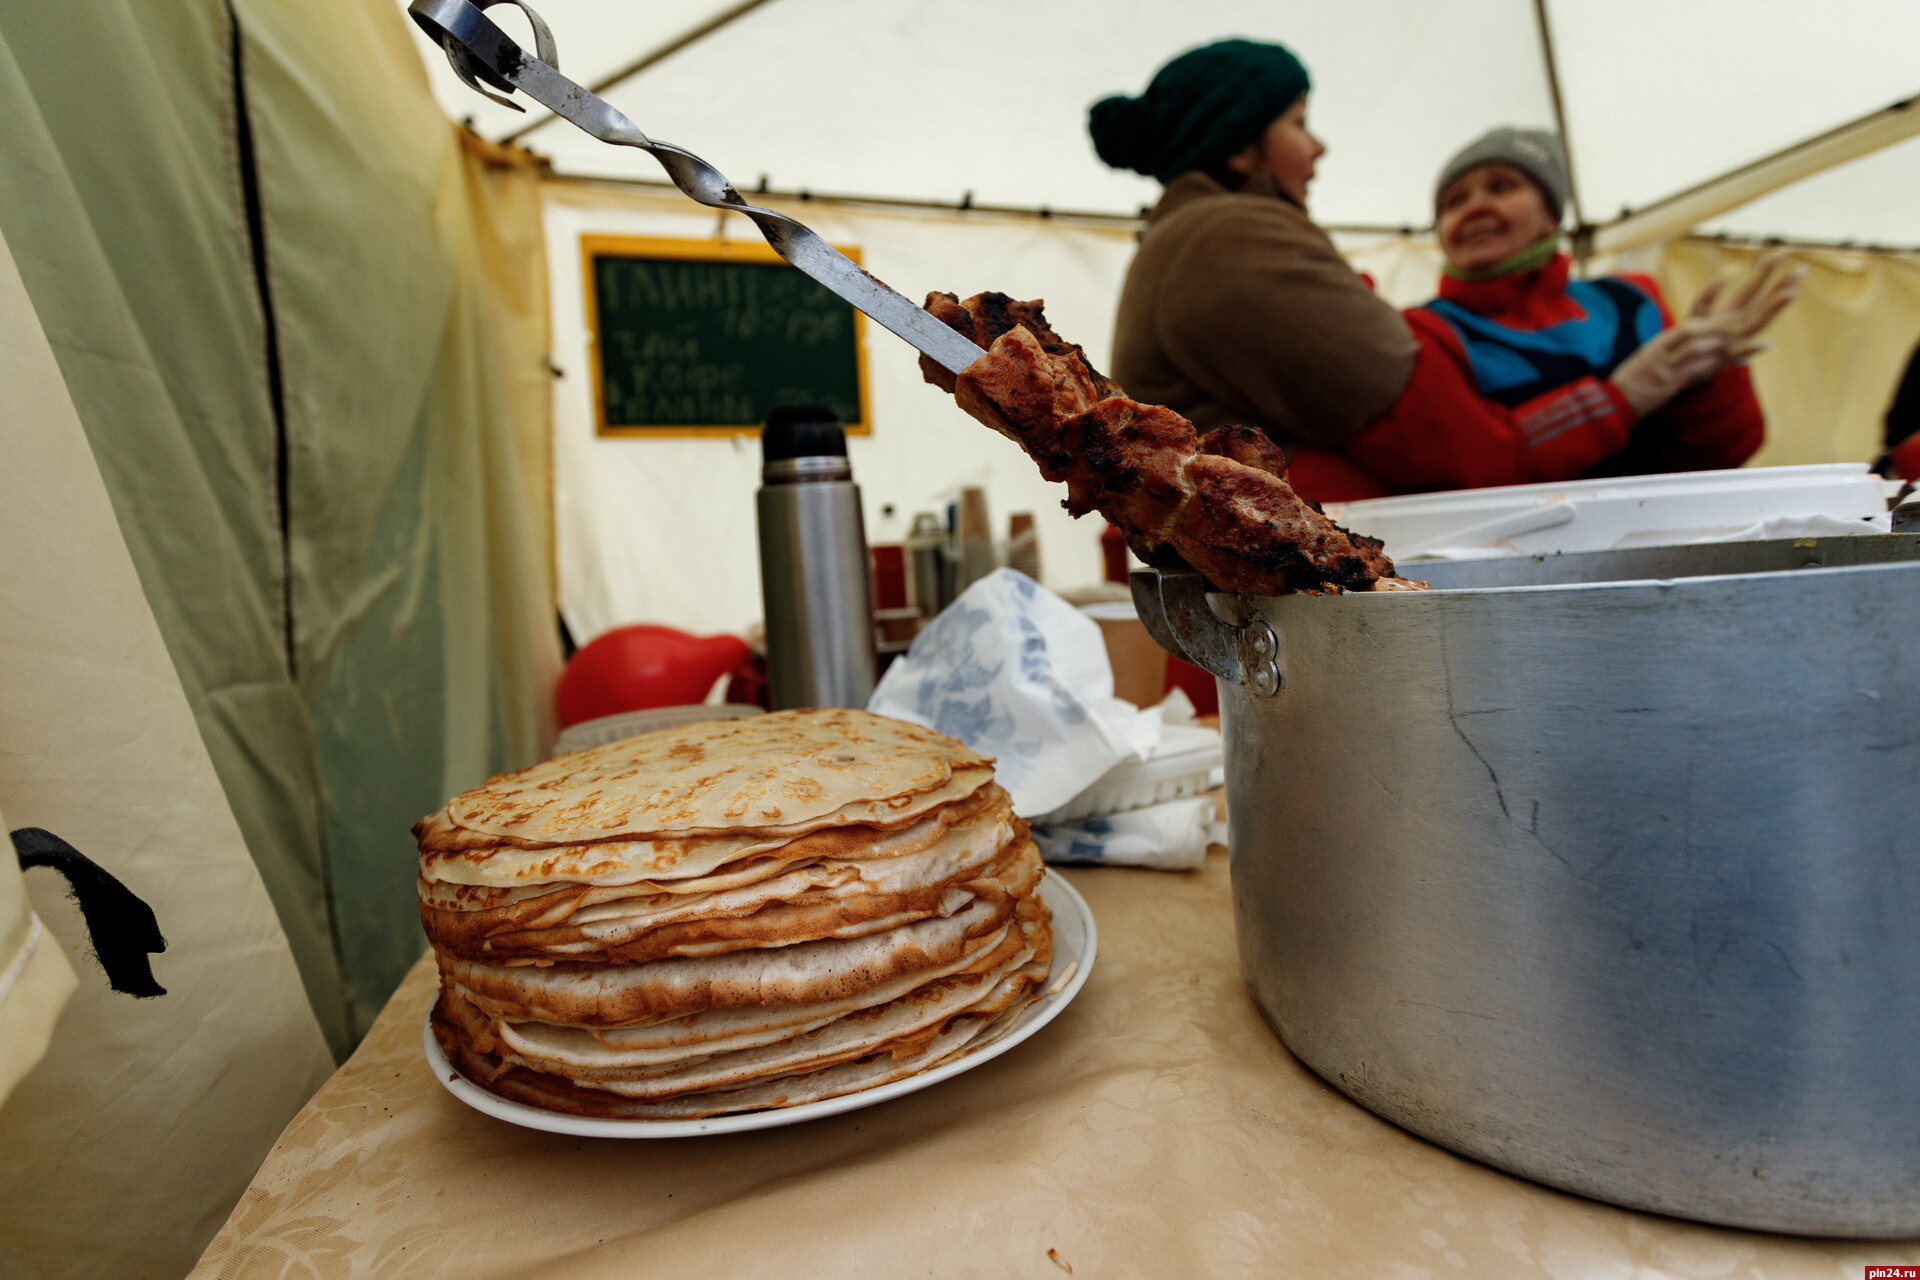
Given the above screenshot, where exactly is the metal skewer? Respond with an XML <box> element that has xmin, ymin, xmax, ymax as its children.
<box><xmin>408</xmin><ymin>0</ymin><xmax>986</xmax><ymax>376</ymax></box>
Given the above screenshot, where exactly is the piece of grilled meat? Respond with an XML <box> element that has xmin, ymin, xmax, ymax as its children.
<box><xmin>919</xmin><ymin>291</ymin><xmax>1411</xmax><ymax>594</ymax></box>
<box><xmin>920</xmin><ymin>292</ymin><xmax>1124</xmax><ymax>402</ymax></box>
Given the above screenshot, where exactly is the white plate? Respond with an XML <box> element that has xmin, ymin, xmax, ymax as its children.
<box><xmin>423</xmin><ymin>870</ymin><xmax>1097</xmax><ymax>1138</ymax></box>
<box><xmin>552</xmin><ymin>703</ymin><xmax>761</xmax><ymax>756</ymax></box>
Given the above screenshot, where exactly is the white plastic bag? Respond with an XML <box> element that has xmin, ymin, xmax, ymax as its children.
<box><xmin>1031</xmin><ymin>795</ymin><xmax>1226</xmax><ymax>871</ymax></box>
<box><xmin>870</xmin><ymin>569</ymin><xmax>1157</xmax><ymax>817</ymax></box>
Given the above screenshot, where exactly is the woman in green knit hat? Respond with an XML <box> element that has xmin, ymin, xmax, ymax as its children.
<box><xmin>1094</xmin><ymin>52</ymin><xmax>1801</xmax><ymax>501</ymax></box>
<box><xmin>1091</xmin><ymin>38</ymin><xmax>1418</xmax><ymax>500</ymax></box>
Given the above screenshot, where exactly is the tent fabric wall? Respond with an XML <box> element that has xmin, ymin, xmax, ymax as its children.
<box><xmin>458</xmin><ymin>131</ymin><xmax>559</xmax><ymax>592</ymax></box>
<box><xmin>0</xmin><ymin>217</ymin><xmax>333</xmax><ymax>1280</ymax></box>
<box><xmin>234</xmin><ymin>0</ymin><xmax>561</xmax><ymax>1038</ymax></box>
<box><xmin>0</xmin><ymin>811</ymin><xmax>76</xmax><ymax>1109</ymax></box>
<box><xmin>0</xmin><ymin>0</ymin><xmax>354</xmax><ymax>1053</ymax></box>
<box><xmin>1646</xmin><ymin>240</ymin><xmax>1920</xmax><ymax>468</ymax></box>
<box><xmin>0</xmin><ymin>0</ymin><xmax>559</xmax><ymax>1055</ymax></box>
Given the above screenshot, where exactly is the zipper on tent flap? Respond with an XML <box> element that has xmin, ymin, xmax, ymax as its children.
<box><xmin>227</xmin><ymin>5</ymin><xmax>356</xmax><ymax>1048</ymax></box>
<box><xmin>228</xmin><ymin>4</ymin><xmax>296</xmax><ymax>681</ymax></box>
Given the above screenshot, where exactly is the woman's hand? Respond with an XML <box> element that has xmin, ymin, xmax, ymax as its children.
<box><xmin>1611</xmin><ymin>252</ymin><xmax>1803</xmax><ymax>418</ymax></box>
<box><xmin>1688</xmin><ymin>250</ymin><xmax>1803</xmax><ymax>344</ymax></box>
<box><xmin>1610</xmin><ymin>323</ymin><xmax>1746</xmax><ymax>417</ymax></box>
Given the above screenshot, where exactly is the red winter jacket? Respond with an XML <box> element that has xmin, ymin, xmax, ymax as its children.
<box><xmin>1287</xmin><ymin>255</ymin><xmax>1767</xmax><ymax>503</ymax></box>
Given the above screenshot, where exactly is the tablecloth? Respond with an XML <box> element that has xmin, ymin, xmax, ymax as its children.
<box><xmin>191</xmin><ymin>848</ymin><xmax>1919</xmax><ymax>1278</ymax></box>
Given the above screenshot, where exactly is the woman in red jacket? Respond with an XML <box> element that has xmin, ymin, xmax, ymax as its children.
<box><xmin>1288</xmin><ymin>128</ymin><xmax>1801</xmax><ymax>502</ymax></box>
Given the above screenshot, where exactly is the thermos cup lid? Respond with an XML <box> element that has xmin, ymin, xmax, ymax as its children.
<box><xmin>761</xmin><ymin>405</ymin><xmax>847</xmax><ymax>462</ymax></box>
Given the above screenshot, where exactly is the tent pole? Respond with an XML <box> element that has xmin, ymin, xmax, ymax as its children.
<box><xmin>1680</xmin><ymin>230</ymin><xmax>1920</xmax><ymax>257</ymax></box>
<box><xmin>498</xmin><ymin>0</ymin><xmax>781</xmax><ymax>146</ymax></box>
<box><xmin>542</xmin><ymin>172</ymin><xmax>1425</xmax><ymax>237</ymax></box>
<box><xmin>1530</xmin><ymin>0</ymin><xmax>1589</xmax><ymax>263</ymax></box>
<box><xmin>1591</xmin><ymin>96</ymin><xmax>1920</xmax><ymax>255</ymax></box>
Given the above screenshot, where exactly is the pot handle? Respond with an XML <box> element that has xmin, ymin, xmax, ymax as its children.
<box><xmin>1894</xmin><ymin>486</ymin><xmax>1920</xmax><ymax>534</ymax></box>
<box><xmin>1129</xmin><ymin>567</ymin><xmax>1281</xmax><ymax>696</ymax></box>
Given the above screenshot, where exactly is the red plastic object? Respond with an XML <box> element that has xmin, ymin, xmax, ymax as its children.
<box><xmin>1893</xmin><ymin>433</ymin><xmax>1920</xmax><ymax>482</ymax></box>
<box><xmin>724</xmin><ymin>649</ymin><xmax>772</xmax><ymax>710</ymax></box>
<box><xmin>870</xmin><ymin>544</ymin><xmax>907</xmax><ymax>610</ymax></box>
<box><xmin>556</xmin><ymin>625</ymin><xmax>752</xmax><ymax>727</ymax></box>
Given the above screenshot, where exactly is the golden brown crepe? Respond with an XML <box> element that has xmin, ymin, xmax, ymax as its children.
<box><xmin>442</xmin><ymin>708</ymin><xmax>990</xmax><ymax>844</ymax></box>
<box><xmin>432</xmin><ymin>907</ymin><xmax>1053</xmax><ymax>1120</ymax></box>
<box><xmin>419</xmin><ymin>767</ymin><xmax>996</xmax><ymax>888</ymax></box>
<box><xmin>416</xmin><ymin>708</ymin><xmax>1051</xmax><ymax>1120</ymax></box>
<box><xmin>428</xmin><ymin>835</ymin><xmax>1041</xmax><ymax>967</ymax></box>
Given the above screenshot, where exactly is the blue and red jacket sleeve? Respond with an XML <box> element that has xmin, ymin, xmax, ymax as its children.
<box><xmin>1587</xmin><ymin>274</ymin><xmax>1765</xmax><ymax>475</ymax></box>
<box><xmin>1296</xmin><ymin>273</ymin><xmax>1767</xmax><ymax>502</ymax></box>
<box><xmin>1891</xmin><ymin>432</ymin><xmax>1920</xmax><ymax>482</ymax></box>
<box><xmin>1325</xmin><ymin>309</ymin><xmax>1640</xmax><ymax>494</ymax></box>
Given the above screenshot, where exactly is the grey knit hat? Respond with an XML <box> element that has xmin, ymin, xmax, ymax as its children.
<box><xmin>1434</xmin><ymin>127</ymin><xmax>1569</xmax><ymax>223</ymax></box>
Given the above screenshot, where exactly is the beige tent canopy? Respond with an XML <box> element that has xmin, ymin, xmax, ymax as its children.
<box><xmin>399</xmin><ymin>0</ymin><xmax>1920</xmax><ymax>640</ymax></box>
<box><xmin>411</xmin><ymin>0</ymin><xmax>1920</xmax><ymax>246</ymax></box>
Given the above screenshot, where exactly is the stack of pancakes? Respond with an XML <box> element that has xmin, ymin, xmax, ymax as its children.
<box><xmin>419</xmin><ymin>708</ymin><xmax>1053</xmax><ymax>1119</ymax></box>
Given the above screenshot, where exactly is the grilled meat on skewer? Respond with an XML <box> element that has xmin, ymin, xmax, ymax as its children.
<box><xmin>919</xmin><ymin>292</ymin><xmax>1414</xmax><ymax>595</ymax></box>
<box><xmin>1195</xmin><ymin>423</ymin><xmax>1288</xmax><ymax>477</ymax></box>
<box><xmin>918</xmin><ymin>292</ymin><xmax>1124</xmax><ymax>402</ymax></box>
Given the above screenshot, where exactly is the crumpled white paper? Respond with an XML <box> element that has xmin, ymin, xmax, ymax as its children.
<box><xmin>1030</xmin><ymin>795</ymin><xmax>1226</xmax><ymax>871</ymax></box>
<box><xmin>869</xmin><ymin>568</ymin><xmax>1156</xmax><ymax>817</ymax></box>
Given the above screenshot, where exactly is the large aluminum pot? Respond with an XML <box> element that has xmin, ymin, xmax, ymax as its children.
<box><xmin>1133</xmin><ymin>535</ymin><xmax>1920</xmax><ymax>1236</ymax></box>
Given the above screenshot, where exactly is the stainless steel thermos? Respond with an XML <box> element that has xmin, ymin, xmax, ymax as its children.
<box><xmin>755</xmin><ymin>406</ymin><xmax>877</xmax><ymax>710</ymax></box>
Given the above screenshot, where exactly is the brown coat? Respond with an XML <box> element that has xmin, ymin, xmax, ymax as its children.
<box><xmin>1110</xmin><ymin>172</ymin><xmax>1418</xmax><ymax>450</ymax></box>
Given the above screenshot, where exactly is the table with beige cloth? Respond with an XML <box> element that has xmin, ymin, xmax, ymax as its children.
<box><xmin>193</xmin><ymin>848</ymin><xmax>1919</xmax><ymax>1279</ymax></box>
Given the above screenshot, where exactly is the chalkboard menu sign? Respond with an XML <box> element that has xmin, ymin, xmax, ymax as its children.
<box><xmin>582</xmin><ymin>234</ymin><xmax>871</xmax><ymax>437</ymax></box>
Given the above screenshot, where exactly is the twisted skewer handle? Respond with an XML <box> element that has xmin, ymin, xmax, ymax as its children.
<box><xmin>408</xmin><ymin>0</ymin><xmax>986</xmax><ymax>376</ymax></box>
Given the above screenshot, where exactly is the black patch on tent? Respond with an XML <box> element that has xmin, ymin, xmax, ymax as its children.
<box><xmin>13</xmin><ymin>828</ymin><xmax>167</xmax><ymax>998</ymax></box>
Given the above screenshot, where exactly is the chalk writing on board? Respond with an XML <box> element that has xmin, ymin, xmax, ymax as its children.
<box><xmin>585</xmin><ymin>237</ymin><xmax>868</xmax><ymax>435</ymax></box>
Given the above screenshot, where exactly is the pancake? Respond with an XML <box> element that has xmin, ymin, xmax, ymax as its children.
<box><xmin>415</xmin><ymin>708</ymin><xmax>1055</xmax><ymax>1121</ymax></box>
<box><xmin>490</xmin><ymin>931</ymin><xmax>1040</xmax><ymax>1092</ymax></box>
<box><xmin>479</xmin><ymin>907</ymin><xmax>1040</xmax><ymax>1067</ymax></box>
<box><xmin>447</xmin><ymin>839</ymin><xmax>1040</xmax><ymax>967</ymax></box>
<box><xmin>419</xmin><ymin>787</ymin><xmax>1018</xmax><ymax>955</ymax></box>
<box><xmin>433</xmin><ymin>917</ymin><xmax>1052</xmax><ymax>1120</ymax></box>
<box><xmin>443</xmin><ymin>708</ymin><xmax>991</xmax><ymax>845</ymax></box>
<box><xmin>440</xmin><ymin>890</ymin><xmax>1019</xmax><ymax>1025</ymax></box>
<box><xmin>436</xmin><ymin>1001</ymin><xmax>1001</xmax><ymax>1120</ymax></box>
<box><xmin>418</xmin><ymin>767</ymin><xmax>995</xmax><ymax>888</ymax></box>
<box><xmin>438</xmin><ymin>962</ymin><xmax>1049</xmax><ymax>1119</ymax></box>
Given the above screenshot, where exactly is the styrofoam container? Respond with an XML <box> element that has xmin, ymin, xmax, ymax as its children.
<box><xmin>1324</xmin><ymin>464</ymin><xmax>1893</xmax><ymax>562</ymax></box>
<box><xmin>1034</xmin><ymin>723</ymin><xmax>1224</xmax><ymax>825</ymax></box>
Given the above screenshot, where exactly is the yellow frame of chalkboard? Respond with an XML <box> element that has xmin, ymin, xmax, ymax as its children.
<box><xmin>581</xmin><ymin>234</ymin><xmax>873</xmax><ymax>439</ymax></box>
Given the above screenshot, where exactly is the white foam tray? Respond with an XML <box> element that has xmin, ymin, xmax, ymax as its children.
<box><xmin>1034</xmin><ymin>724</ymin><xmax>1224</xmax><ymax>826</ymax></box>
<box><xmin>1323</xmin><ymin>463</ymin><xmax>1893</xmax><ymax>561</ymax></box>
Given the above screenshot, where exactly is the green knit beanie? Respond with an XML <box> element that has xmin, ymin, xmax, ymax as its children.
<box><xmin>1089</xmin><ymin>39</ymin><xmax>1311</xmax><ymax>185</ymax></box>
